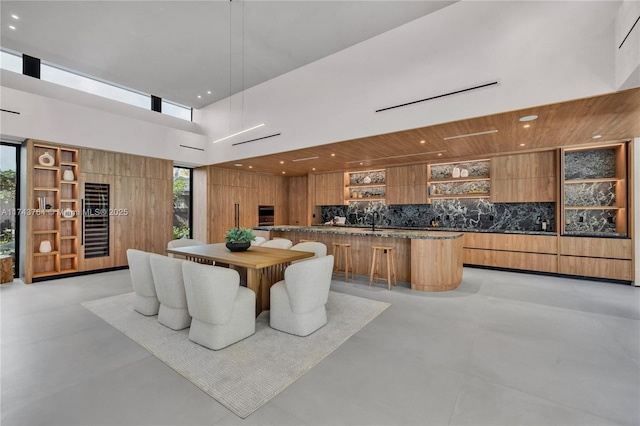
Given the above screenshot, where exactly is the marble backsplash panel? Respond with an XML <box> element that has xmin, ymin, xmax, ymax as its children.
<box><xmin>322</xmin><ymin>199</ymin><xmax>555</xmax><ymax>232</ymax></box>
<box><xmin>564</xmin><ymin>149</ymin><xmax>615</xmax><ymax>179</ymax></box>
<box><xmin>564</xmin><ymin>209</ymin><xmax>617</xmax><ymax>234</ymax></box>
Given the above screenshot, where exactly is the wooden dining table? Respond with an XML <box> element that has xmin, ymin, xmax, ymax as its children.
<box><xmin>166</xmin><ymin>243</ymin><xmax>314</xmax><ymax>314</ymax></box>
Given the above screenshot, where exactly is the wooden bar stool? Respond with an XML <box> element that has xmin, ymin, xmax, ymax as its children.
<box><xmin>332</xmin><ymin>242</ymin><xmax>354</xmax><ymax>282</ymax></box>
<box><xmin>299</xmin><ymin>239</ymin><xmax>316</xmax><ymax>243</ymax></box>
<box><xmin>369</xmin><ymin>245</ymin><xmax>397</xmax><ymax>290</ymax></box>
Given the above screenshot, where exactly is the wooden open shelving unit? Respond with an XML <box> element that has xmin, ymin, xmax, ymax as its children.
<box><xmin>345</xmin><ymin>169</ymin><xmax>386</xmax><ymax>203</ymax></box>
<box><xmin>25</xmin><ymin>140</ymin><xmax>80</xmax><ymax>283</ymax></box>
<box><xmin>560</xmin><ymin>142</ymin><xmax>627</xmax><ymax>236</ymax></box>
<box><xmin>427</xmin><ymin>159</ymin><xmax>491</xmax><ymax>203</ymax></box>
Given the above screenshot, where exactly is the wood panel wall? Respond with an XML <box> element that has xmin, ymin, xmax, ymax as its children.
<box><xmin>193</xmin><ymin>167</ymin><xmax>291</xmax><ymax>243</ymax></box>
<box><xmin>80</xmin><ymin>148</ymin><xmax>172</xmax><ymax>269</ymax></box>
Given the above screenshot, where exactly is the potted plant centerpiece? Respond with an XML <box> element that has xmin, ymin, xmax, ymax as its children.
<box><xmin>224</xmin><ymin>227</ymin><xmax>256</xmax><ymax>252</ymax></box>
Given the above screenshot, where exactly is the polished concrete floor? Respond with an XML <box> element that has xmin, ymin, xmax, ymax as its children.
<box><xmin>1</xmin><ymin>267</ymin><xmax>639</xmax><ymax>425</ymax></box>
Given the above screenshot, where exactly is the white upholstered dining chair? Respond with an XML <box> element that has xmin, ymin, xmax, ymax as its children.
<box><xmin>251</xmin><ymin>236</ymin><xmax>267</xmax><ymax>246</ymax></box>
<box><xmin>167</xmin><ymin>238</ymin><xmax>205</xmax><ymax>258</ymax></box>
<box><xmin>126</xmin><ymin>249</ymin><xmax>160</xmax><ymax>316</ymax></box>
<box><xmin>290</xmin><ymin>242</ymin><xmax>327</xmax><ymax>262</ymax></box>
<box><xmin>261</xmin><ymin>238</ymin><xmax>293</xmax><ymax>249</ymax></box>
<box><xmin>149</xmin><ymin>254</ymin><xmax>191</xmax><ymax>330</ymax></box>
<box><xmin>270</xmin><ymin>255</ymin><xmax>334</xmax><ymax>336</ymax></box>
<box><xmin>182</xmin><ymin>262</ymin><xmax>255</xmax><ymax>350</ymax></box>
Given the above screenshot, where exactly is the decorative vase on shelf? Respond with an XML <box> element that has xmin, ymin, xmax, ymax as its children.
<box><xmin>38</xmin><ymin>152</ymin><xmax>55</xmax><ymax>166</ymax></box>
<box><xmin>39</xmin><ymin>240</ymin><xmax>52</xmax><ymax>253</ymax></box>
<box><xmin>363</xmin><ymin>176</ymin><xmax>372</xmax><ymax>184</ymax></box>
<box><xmin>62</xmin><ymin>169</ymin><xmax>75</xmax><ymax>181</ymax></box>
<box><xmin>452</xmin><ymin>166</ymin><xmax>461</xmax><ymax>178</ymax></box>
<box><xmin>460</xmin><ymin>167</ymin><xmax>469</xmax><ymax>178</ymax></box>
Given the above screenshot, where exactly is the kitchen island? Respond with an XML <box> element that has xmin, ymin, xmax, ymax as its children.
<box><xmin>254</xmin><ymin>225</ymin><xmax>463</xmax><ymax>291</ymax></box>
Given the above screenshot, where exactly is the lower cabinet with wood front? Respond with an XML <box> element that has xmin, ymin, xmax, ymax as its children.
<box><xmin>462</xmin><ymin>232</ymin><xmax>634</xmax><ymax>282</ymax></box>
<box><xmin>462</xmin><ymin>232</ymin><xmax>558</xmax><ymax>274</ymax></box>
<box><xmin>559</xmin><ymin>237</ymin><xmax>633</xmax><ymax>281</ymax></box>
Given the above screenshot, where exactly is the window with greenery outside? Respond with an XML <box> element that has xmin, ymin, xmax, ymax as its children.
<box><xmin>173</xmin><ymin>168</ymin><xmax>191</xmax><ymax>239</ymax></box>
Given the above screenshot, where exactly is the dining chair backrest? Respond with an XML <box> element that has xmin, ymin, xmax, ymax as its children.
<box><xmin>290</xmin><ymin>242</ymin><xmax>327</xmax><ymax>261</ymax></box>
<box><xmin>167</xmin><ymin>238</ymin><xmax>205</xmax><ymax>258</ymax></box>
<box><xmin>251</xmin><ymin>236</ymin><xmax>267</xmax><ymax>246</ymax></box>
<box><xmin>126</xmin><ymin>249</ymin><xmax>159</xmax><ymax>315</ymax></box>
<box><xmin>261</xmin><ymin>238</ymin><xmax>293</xmax><ymax>249</ymax></box>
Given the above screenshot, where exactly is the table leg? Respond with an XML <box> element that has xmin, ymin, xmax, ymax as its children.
<box><xmin>247</xmin><ymin>268</ymin><xmax>262</xmax><ymax>316</ymax></box>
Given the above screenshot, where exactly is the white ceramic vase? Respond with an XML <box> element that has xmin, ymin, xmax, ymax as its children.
<box><xmin>38</xmin><ymin>152</ymin><xmax>55</xmax><ymax>166</ymax></box>
<box><xmin>452</xmin><ymin>166</ymin><xmax>461</xmax><ymax>178</ymax></box>
<box><xmin>62</xmin><ymin>169</ymin><xmax>75</xmax><ymax>181</ymax></box>
<box><xmin>39</xmin><ymin>240</ymin><xmax>52</xmax><ymax>253</ymax></box>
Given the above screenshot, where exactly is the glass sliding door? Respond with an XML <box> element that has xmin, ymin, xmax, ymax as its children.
<box><xmin>0</xmin><ymin>143</ymin><xmax>20</xmax><ymax>276</ymax></box>
<box><xmin>173</xmin><ymin>167</ymin><xmax>192</xmax><ymax>239</ymax></box>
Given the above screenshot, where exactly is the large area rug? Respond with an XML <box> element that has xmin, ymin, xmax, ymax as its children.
<box><xmin>82</xmin><ymin>290</ymin><xmax>389</xmax><ymax>418</ymax></box>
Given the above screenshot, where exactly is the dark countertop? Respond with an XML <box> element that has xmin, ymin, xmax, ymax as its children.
<box><xmin>253</xmin><ymin>225</ymin><xmax>463</xmax><ymax>240</ymax></box>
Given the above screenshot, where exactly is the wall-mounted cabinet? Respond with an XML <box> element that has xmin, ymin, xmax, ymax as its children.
<box><xmin>314</xmin><ymin>171</ymin><xmax>347</xmax><ymax>205</ymax></box>
<box><xmin>25</xmin><ymin>141</ymin><xmax>80</xmax><ymax>283</ymax></box>
<box><xmin>427</xmin><ymin>160</ymin><xmax>490</xmax><ymax>203</ymax></box>
<box><xmin>561</xmin><ymin>143</ymin><xmax>628</xmax><ymax>236</ymax></box>
<box><xmin>491</xmin><ymin>151</ymin><xmax>556</xmax><ymax>202</ymax></box>
<box><xmin>345</xmin><ymin>170</ymin><xmax>385</xmax><ymax>203</ymax></box>
<box><xmin>386</xmin><ymin>164</ymin><xmax>427</xmax><ymax>205</ymax></box>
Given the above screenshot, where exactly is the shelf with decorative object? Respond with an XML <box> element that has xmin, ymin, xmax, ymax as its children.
<box><xmin>345</xmin><ymin>169</ymin><xmax>386</xmax><ymax>203</ymax></box>
<box><xmin>25</xmin><ymin>140</ymin><xmax>80</xmax><ymax>283</ymax></box>
<box><xmin>427</xmin><ymin>159</ymin><xmax>490</xmax><ymax>202</ymax></box>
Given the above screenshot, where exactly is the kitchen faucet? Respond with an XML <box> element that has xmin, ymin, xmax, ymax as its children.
<box><xmin>372</xmin><ymin>211</ymin><xmax>379</xmax><ymax>231</ymax></box>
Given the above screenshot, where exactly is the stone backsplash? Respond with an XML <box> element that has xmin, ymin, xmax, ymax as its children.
<box><xmin>322</xmin><ymin>199</ymin><xmax>555</xmax><ymax>232</ymax></box>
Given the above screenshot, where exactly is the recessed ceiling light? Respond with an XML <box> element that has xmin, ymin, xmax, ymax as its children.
<box><xmin>331</xmin><ymin>153</ymin><xmax>335</xmax><ymax>157</ymax></box>
<box><xmin>234</xmin><ymin>163</ymin><xmax>242</xmax><ymax>167</ymax></box>
<box><xmin>312</xmin><ymin>168</ymin><xmax>316</xmax><ymax>171</ymax></box>
<box><xmin>420</xmin><ymin>140</ymin><xmax>425</xmax><ymax>144</ymax></box>
<box><xmin>523</xmin><ymin>124</ymin><xmax>530</xmax><ymax>128</ymax></box>
<box><xmin>197</xmin><ymin>95</ymin><xmax>201</xmax><ymax>99</ymax></box>
<box><xmin>279</xmin><ymin>160</ymin><xmax>284</xmax><ymax>164</ymax></box>
<box><xmin>437</xmin><ymin>153</ymin><xmax>442</xmax><ymax>156</ymax></box>
<box><xmin>207</xmin><ymin>91</ymin><xmax>211</xmax><ymax>95</ymax></box>
<box><xmin>592</xmin><ymin>134</ymin><xmax>602</xmax><ymax>139</ymax></box>
<box><xmin>519</xmin><ymin>143</ymin><xmax>526</xmax><ymax>147</ymax></box>
<box><xmin>359</xmin><ymin>162</ymin><xmax>363</xmax><ymax>165</ymax></box>
<box><xmin>9</xmin><ymin>25</ymin><xmax>16</xmax><ymax>30</ymax></box>
<box><xmin>248</xmin><ymin>166</ymin><xmax>252</xmax><ymax>169</ymax></box>
<box><xmin>519</xmin><ymin>115</ymin><xmax>538</xmax><ymax>122</ymax></box>
<box><xmin>282</xmin><ymin>171</ymin><xmax>286</xmax><ymax>174</ymax></box>
<box><xmin>11</xmin><ymin>14</ymin><xmax>19</xmax><ymax>20</ymax></box>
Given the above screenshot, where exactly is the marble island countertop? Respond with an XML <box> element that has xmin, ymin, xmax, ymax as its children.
<box><xmin>310</xmin><ymin>224</ymin><xmax>558</xmax><ymax>236</ymax></box>
<box><xmin>253</xmin><ymin>225</ymin><xmax>462</xmax><ymax>240</ymax></box>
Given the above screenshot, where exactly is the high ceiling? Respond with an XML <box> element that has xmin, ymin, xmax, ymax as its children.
<box><xmin>212</xmin><ymin>88</ymin><xmax>640</xmax><ymax>176</ymax></box>
<box><xmin>0</xmin><ymin>0</ymin><xmax>455</xmax><ymax>109</ymax></box>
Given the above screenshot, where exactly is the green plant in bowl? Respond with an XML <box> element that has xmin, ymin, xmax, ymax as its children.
<box><xmin>224</xmin><ymin>227</ymin><xmax>256</xmax><ymax>252</ymax></box>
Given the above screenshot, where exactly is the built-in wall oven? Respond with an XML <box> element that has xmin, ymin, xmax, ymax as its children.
<box><xmin>258</xmin><ymin>205</ymin><xmax>275</xmax><ymax>226</ymax></box>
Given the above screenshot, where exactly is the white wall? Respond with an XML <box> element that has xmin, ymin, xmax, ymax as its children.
<box><xmin>0</xmin><ymin>71</ymin><xmax>208</xmax><ymax>166</ymax></box>
<box><xmin>196</xmin><ymin>1</ymin><xmax>621</xmax><ymax>164</ymax></box>
<box><xmin>615</xmin><ymin>0</ymin><xmax>640</xmax><ymax>90</ymax></box>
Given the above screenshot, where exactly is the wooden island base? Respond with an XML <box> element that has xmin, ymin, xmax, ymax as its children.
<box><xmin>410</xmin><ymin>238</ymin><xmax>463</xmax><ymax>291</ymax></box>
<box><xmin>256</xmin><ymin>226</ymin><xmax>463</xmax><ymax>292</ymax></box>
